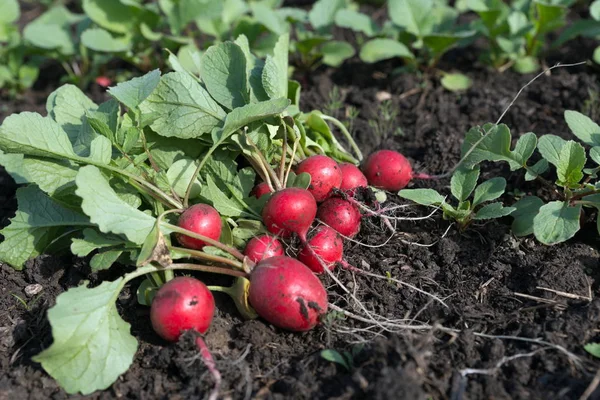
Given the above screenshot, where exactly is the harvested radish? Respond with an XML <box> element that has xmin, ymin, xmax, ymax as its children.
<box><xmin>262</xmin><ymin>188</ymin><xmax>317</xmax><ymax>239</ymax></box>
<box><xmin>339</xmin><ymin>163</ymin><xmax>368</xmax><ymax>194</ymax></box>
<box><xmin>249</xmin><ymin>256</ymin><xmax>328</xmax><ymax>331</ymax></box>
<box><xmin>150</xmin><ymin>276</ymin><xmax>215</xmax><ymax>342</ymax></box>
<box><xmin>250</xmin><ymin>182</ymin><xmax>272</xmax><ymax>198</ymax></box>
<box><xmin>363</xmin><ymin>150</ymin><xmax>413</xmax><ymax>191</ymax></box>
<box><xmin>296</xmin><ymin>155</ymin><xmax>343</xmax><ymax>202</ymax></box>
<box><xmin>177</xmin><ymin>204</ymin><xmax>222</xmax><ymax>250</ymax></box>
<box><xmin>297</xmin><ymin>226</ymin><xmax>343</xmax><ymax>273</ymax></box>
<box><xmin>244</xmin><ymin>235</ymin><xmax>284</xmax><ymax>263</ymax></box>
<box><xmin>317</xmin><ymin>198</ymin><xmax>361</xmax><ymax>238</ymax></box>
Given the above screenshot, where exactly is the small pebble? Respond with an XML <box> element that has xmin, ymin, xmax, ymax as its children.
<box><xmin>24</xmin><ymin>284</ymin><xmax>43</xmax><ymax>297</ymax></box>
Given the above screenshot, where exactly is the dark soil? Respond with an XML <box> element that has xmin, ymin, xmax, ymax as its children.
<box><xmin>2</xmin><ymin>17</ymin><xmax>600</xmax><ymax>400</ymax></box>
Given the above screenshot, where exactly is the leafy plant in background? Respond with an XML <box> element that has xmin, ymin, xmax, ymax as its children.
<box><xmin>448</xmin><ymin>110</ymin><xmax>600</xmax><ymax>245</ymax></box>
<box><xmin>0</xmin><ymin>0</ymin><xmax>39</xmax><ymax>95</ymax></box>
<box><xmin>554</xmin><ymin>0</ymin><xmax>600</xmax><ymax>65</ymax></box>
<box><xmin>0</xmin><ymin>33</ymin><xmax>362</xmax><ymax>394</ymax></box>
<box><xmin>399</xmin><ymin>167</ymin><xmax>515</xmax><ymax>230</ymax></box>
<box><xmin>468</xmin><ymin>0</ymin><xmax>577</xmax><ymax>73</ymax></box>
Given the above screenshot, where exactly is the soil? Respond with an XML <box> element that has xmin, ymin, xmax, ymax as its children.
<box><xmin>2</xmin><ymin>9</ymin><xmax>600</xmax><ymax>400</ymax></box>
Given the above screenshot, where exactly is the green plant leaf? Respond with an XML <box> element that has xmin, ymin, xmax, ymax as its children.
<box><xmin>537</xmin><ymin>134</ymin><xmax>566</xmax><ymax>167</ymax></box>
<box><xmin>533</xmin><ymin>201</ymin><xmax>581</xmax><ymax>245</ymax></box>
<box><xmin>251</xmin><ymin>2</ymin><xmax>288</xmax><ymax>34</ymax></box>
<box><xmin>461</xmin><ymin>124</ymin><xmax>536</xmax><ymax>170</ymax></box>
<box><xmin>321</xmin><ymin>41</ymin><xmax>355</xmax><ymax>67</ymax></box>
<box><xmin>359</xmin><ymin>38</ymin><xmax>414</xmax><ymax>63</ymax></box>
<box><xmin>564</xmin><ymin>110</ymin><xmax>600</xmax><ymax>147</ymax></box>
<box><xmin>139</xmin><ymin>71</ymin><xmax>226</xmax><ymax>139</ymax></box>
<box><xmin>533</xmin><ymin>0</ymin><xmax>567</xmax><ymax>35</ymax></box>
<box><xmin>201</xmin><ymin>175</ymin><xmax>247</xmax><ymax>218</ymax></box>
<box><xmin>423</xmin><ymin>31</ymin><xmax>475</xmax><ymax>57</ymax></box>
<box><xmin>201</xmin><ymin>42</ymin><xmax>249</xmax><ymax>110</ymax></box>
<box><xmin>388</xmin><ymin>0</ymin><xmax>432</xmax><ymax>37</ymax></box>
<box><xmin>75</xmin><ymin>166</ymin><xmax>155</xmax><ymax>244</ymax></box>
<box><xmin>594</xmin><ymin>46</ymin><xmax>600</xmax><ymax>65</ymax></box>
<box><xmin>71</xmin><ymin>228</ymin><xmax>129</xmax><ymax>257</ymax></box>
<box><xmin>23</xmin><ymin>23</ymin><xmax>75</xmax><ymax>55</ymax></box>
<box><xmin>590</xmin><ymin>147</ymin><xmax>600</xmax><ymax>166</ymax></box>
<box><xmin>472</xmin><ymin>177</ymin><xmax>506</xmax><ymax>206</ymax></box>
<box><xmin>511</xmin><ymin>196</ymin><xmax>544</xmax><ymax>237</ymax></box>
<box><xmin>82</xmin><ymin>0</ymin><xmax>138</xmax><ymax>34</ymax></box>
<box><xmin>473</xmin><ymin>202</ymin><xmax>515</xmax><ymax>220</ymax></box>
<box><xmin>0</xmin><ymin>153</ymin><xmax>77</xmax><ymax>196</ymax></box>
<box><xmin>108</xmin><ymin>69</ymin><xmax>161</xmax><ymax>111</ymax></box>
<box><xmin>585</xmin><ymin>342</ymin><xmax>600</xmax><ymax>358</ymax></box>
<box><xmin>441</xmin><ymin>73</ymin><xmax>472</xmax><ymax>92</ymax></box>
<box><xmin>320</xmin><ymin>349</ymin><xmax>350</xmax><ymax>370</ymax></box>
<box><xmin>398</xmin><ymin>188</ymin><xmax>445</xmax><ymax>205</ymax></box>
<box><xmin>592</xmin><ymin>0</ymin><xmax>600</xmax><ymax>21</ymax></box>
<box><xmin>334</xmin><ymin>9</ymin><xmax>377</xmax><ymax>36</ymax></box>
<box><xmin>262</xmin><ymin>34</ymin><xmax>289</xmax><ymax>100</ymax></box>
<box><xmin>90</xmin><ymin>249</ymin><xmax>124</xmax><ymax>271</ymax></box>
<box><xmin>525</xmin><ymin>159</ymin><xmax>549</xmax><ymax>181</ymax></box>
<box><xmin>0</xmin><ymin>186</ymin><xmax>91</xmax><ymax>269</ymax></box>
<box><xmin>166</xmin><ymin>158</ymin><xmax>201</xmax><ymax>198</ymax></box>
<box><xmin>309</xmin><ymin>0</ymin><xmax>346</xmax><ymax>31</ymax></box>
<box><xmin>32</xmin><ymin>278</ymin><xmax>137</xmax><ymax>394</ymax></box>
<box><xmin>556</xmin><ymin>140</ymin><xmax>586</xmax><ymax>186</ymax></box>
<box><xmin>221</xmin><ymin>98</ymin><xmax>290</xmax><ymax>139</ymax></box>
<box><xmin>81</xmin><ymin>28</ymin><xmax>131</xmax><ymax>52</ymax></box>
<box><xmin>0</xmin><ymin>0</ymin><xmax>19</xmax><ymax>24</ymax></box>
<box><xmin>450</xmin><ymin>167</ymin><xmax>480</xmax><ymax>202</ymax></box>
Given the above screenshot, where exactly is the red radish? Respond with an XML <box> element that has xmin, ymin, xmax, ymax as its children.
<box><xmin>296</xmin><ymin>155</ymin><xmax>343</xmax><ymax>202</ymax></box>
<box><xmin>95</xmin><ymin>76</ymin><xmax>112</xmax><ymax>87</ymax></box>
<box><xmin>297</xmin><ymin>226</ymin><xmax>343</xmax><ymax>273</ymax></box>
<box><xmin>262</xmin><ymin>188</ymin><xmax>317</xmax><ymax>239</ymax></box>
<box><xmin>317</xmin><ymin>198</ymin><xmax>361</xmax><ymax>238</ymax></box>
<box><xmin>249</xmin><ymin>256</ymin><xmax>328</xmax><ymax>331</ymax></box>
<box><xmin>150</xmin><ymin>277</ymin><xmax>215</xmax><ymax>342</ymax></box>
<box><xmin>250</xmin><ymin>182</ymin><xmax>272</xmax><ymax>198</ymax></box>
<box><xmin>244</xmin><ymin>235</ymin><xmax>284</xmax><ymax>263</ymax></box>
<box><xmin>363</xmin><ymin>150</ymin><xmax>413</xmax><ymax>191</ymax></box>
<box><xmin>177</xmin><ymin>204</ymin><xmax>222</xmax><ymax>250</ymax></box>
<box><xmin>339</xmin><ymin>163</ymin><xmax>368</xmax><ymax>194</ymax></box>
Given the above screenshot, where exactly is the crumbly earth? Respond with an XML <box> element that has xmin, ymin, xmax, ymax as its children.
<box><xmin>1</xmin><ymin>5</ymin><xmax>600</xmax><ymax>399</ymax></box>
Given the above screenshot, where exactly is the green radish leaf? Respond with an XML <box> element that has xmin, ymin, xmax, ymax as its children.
<box><xmin>359</xmin><ymin>39</ymin><xmax>414</xmax><ymax>63</ymax></box>
<box><xmin>321</xmin><ymin>41</ymin><xmax>355</xmax><ymax>67</ymax></box>
<box><xmin>593</xmin><ymin>46</ymin><xmax>600</xmax><ymax>65</ymax></box>
<box><xmin>0</xmin><ymin>153</ymin><xmax>77</xmax><ymax>196</ymax></box>
<box><xmin>71</xmin><ymin>228</ymin><xmax>129</xmax><ymax>257</ymax></box>
<box><xmin>0</xmin><ymin>186</ymin><xmax>91</xmax><ymax>269</ymax></box>
<box><xmin>388</xmin><ymin>0</ymin><xmax>432</xmax><ymax>37</ymax></box>
<box><xmin>556</xmin><ymin>140</ymin><xmax>586</xmax><ymax>186</ymax></box>
<box><xmin>450</xmin><ymin>166</ymin><xmax>480</xmax><ymax>202</ymax></box>
<box><xmin>136</xmin><ymin>278</ymin><xmax>158</xmax><ymax>306</ymax></box>
<box><xmin>166</xmin><ymin>158</ymin><xmax>202</xmax><ymax>198</ymax></box>
<box><xmin>398</xmin><ymin>188</ymin><xmax>445</xmax><ymax>205</ymax></box>
<box><xmin>201</xmin><ymin>42</ymin><xmax>249</xmax><ymax>110</ymax></box>
<box><xmin>232</xmin><ymin>219</ymin><xmax>266</xmax><ymax>248</ymax></box>
<box><xmin>81</xmin><ymin>28</ymin><xmax>131</xmax><ymax>52</ymax></box>
<box><xmin>221</xmin><ymin>98</ymin><xmax>290</xmax><ymax>139</ymax></box>
<box><xmin>533</xmin><ymin>0</ymin><xmax>567</xmax><ymax>35</ymax></box>
<box><xmin>460</xmin><ymin>124</ymin><xmax>536</xmax><ymax>170</ymax></box>
<box><xmin>309</xmin><ymin>0</ymin><xmax>346</xmax><ymax>31</ymax></box>
<box><xmin>564</xmin><ymin>110</ymin><xmax>600</xmax><ymax>147</ymax></box>
<box><xmin>0</xmin><ymin>0</ymin><xmax>19</xmax><ymax>24</ymax></box>
<box><xmin>592</xmin><ymin>0</ymin><xmax>600</xmax><ymax>21</ymax></box>
<box><xmin>108</xmin><ymin>69</ymin><xmax>161</xmax><ymax>111</ymax></box>
<box><xmin>320</xmin><ymin>349</ymin><xmax>350</xmax><ymax>370</ymax></box>
<box><xmin>201</xmin><ymin>175</ymin><xmax>248</xmax><ymax>218</ymax></box>
<box><xmin>511</xmin><ymin>196</ymin><xmax>544</xmax><ymax>237</ymax></box>
<box><xmin>423</xmin><ymin>31</ymin><xmax>475</xmax><ymax>57</ymax></box>
<box><xmin>90</xmin><ymin>249</ymin><xmax>123</xmax><ymax>271</ymax></box>
<box><xmin>442</xmin><ymin>204</ymin><xmax>471</xmax><ymax>221</ymax></box>
<box><xmin>585</xmin><ymin>343</ymin><xmax>600</xmax><ymax>358</ymax></box>
<box><xmin>82</xmin><ymin>0</ymin><xmax>138</xmax><ymax>34</ymax></box>
<box><xmin>472</xmin><ymin>177</ymin><xmax>506</xmax><ymax>207</ymax></box>
<box><xmin>139</xmin><ymin>71</ymin><xmax>226</xmax><ymax>139</ymax></box>
<box><xmin>235</xmin><ymin>34</ymin><xmax>269</xmax><ymax>103</ymax></box>
<box><xmin>533</xmin><ymin>201</ymin><xmax>581</xmax><ymax>245</ymax></box>
<box><xmin>590</xmin><ymin>147</ymin><xmax>600</xmax><ymax>166</ymax></box>
<box><xmin>250</xmin><ymin>2</ymin><xmax>288</xmax><ymax>34</ymax></box>
<box><xmin>513</xmin><ymin>56</ymin><xmax>539</xmax><ymax>74</ymax></box>
<box><xmin>46</xmin><ymin>85</ymin><xmax>98</xmax><ymax>147</ymax></box>
<box><xmin>334</xmin><ymin>9</ymin><xmax>377</xmax><ymax>36</ymax></box>
<box><xmin>32</xmin><ymin>279</ymin><xmax>137</xmax><ymax>395</ymax></box>
<box><xmin>286</xmin><ymin>171</ymin><xmax>312</xmax><ymax>189</ymax></box>
<box><xmin>75</xmin><ymin>165</ymin><xmax>156</xmax><ymax>244</ymax></box>
<box><xmin>525</xmin><ymin>159</ymin><xmax>549</xmax><ymax>181</ymax></box>
<box><xmin>441</xmin><ymin>73</ymin><xmax>472</xmax><ymax>92</ymax></box>
<box><xmin>537</xmin><ymin>134</ymin><xmax>566</xmax><ymax>167</ymax></box>
<box><xmin>262</xmin><ymin>34</ymin><xmax>289</xmax><ymax>100</ymax></box>
<box><xmin>473</xmin><ymin>202</ymin><xmax>515</xmax><ymax>220</ymax></box>
<box><xmin>23</xmin><ymin>22</ymin><xmax>75</xmax><ymax>55</ymax></box>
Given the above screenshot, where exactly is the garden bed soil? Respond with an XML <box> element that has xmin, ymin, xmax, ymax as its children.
<box><xmin>1</xmin><ymin>36</ymin><xmax>600</xmax><ymax>400</ymax></box>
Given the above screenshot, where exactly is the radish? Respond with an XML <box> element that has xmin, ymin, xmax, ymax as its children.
<box><xmin>317</xmin><ymin>198</ymin><xmax>361</xmax><ymax>238</ymax></box>
<box><xmin>250</xmin><ymin>182</ymin><xmax>272</xmax><ymax>198</ymax></box>
<box><xmin>150</xmin><ymin>276</ymin><xmax>215</xmax><ymax>342</ymax></box>
<box><xmin>262</xmin><ymin>187</ymin><xmax>317</xmax><ymax>239</ymax></box>
<box><xmin>177</xmin><ymin>204</ymin><xmax>222</xmax><ymax>250</ymax></box>
<box><xmin>362</xmin><ymin>150</ymin><xmax>415</xmax><ymax>191</ymax></box>
<box><xmin>244</xmin><ymin>235</ymin><xmax>284</xmax><ymax>263</ymax></box>
<box><xmin>150</xmin><ymin>277</ymin><xmax>221</xmax><ymax>400</ymax></box>
<box><xmin>296</xmin><ymin>155</ymin><xmax>343</xmax><ymax>202</ymax></box>
<box><xmin>297</xmin><ymin>226</ymin><xmax>343</xmax><ymax>273</ymax></box>
<box><xmin>249</xmin><ymin>256</ymin><xmax>328</xmax><ymax>331</ymax></box>
<box><xmin>339</xmin><ymin>163</ymin><xmax>368</xmax><ymax>194</ymax></box>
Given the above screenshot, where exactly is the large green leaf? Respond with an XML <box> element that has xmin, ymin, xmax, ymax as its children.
<box><xmin>359</xmin><ymin>39</ymin><xmax>414</xmax><ymax>63</ymax></box>
<box><xmin>82</xmin><ymin>0</ymin><xmax>138</xmax><ymax>34</ymax></box>
<box><xmin>533</xmin><ymin>201</ymin><xmax>581</xmax><ymax>245</ymax></box>
<box><xmin>511</xmin><ymin>196</ymin><xmax>544</xmax><ymax>237</ymax></box>
<box><xmin>33</xmin><ymin>279</ymin><xmax>137</xmax><ymax>394</ymax></box>
<box><xmin>564</xmin><ymin>110</ymin><xmax>600</xmax><ymax>147</ymax></box>
<box><xmin>201</xmin><ymin>42</ymin><xmax>249</xmax><ymax>109</ymax></box>
<box><xmin>556</xmin><ymin>140</ymin><xmax>585</xmax><ymax>186</ymax></box>
<box><xmin>0</xmin><ymin>186</ymin><xmax>91</xmax><ymax>269</ymax></box>
<box><xmin>139</xmin><ymin>72</ymin><xmax>226</xmax><ymax>139</ymax></box>
<box><xmin>108</xmin><ymin>69</ymin><xmax>161</xmax><ymax>111</ymax></box>
<box><xmin>334</xmin><ymin>9</ymin><xmax>377</xmax><ymax>36</ymax></box>
<box><xmin>262</xmin><ymin>34</ymin><xmax>289</xmax><ymax>100</ymax></box>
<box><xmin>81</xmin><ymin>28</ymin><xmax>131</xmax><ymax>52</ymax></box>
<box><xmin>388</xmin><ymin>0</ymin><xmax>432</xmax><ymax>37</ymax></box>
<box><xmin>450</xmin><ymin>167</ymin><xmax>479</xmax><ymax>202</ymax></box>
<box><xmin>398</xmin><ymin>188</ymin><xmax>445</xmax><ymax>205</ymax></box>
<box><xmin>321</xmin><ymin>41</ymin><xmax>355</xmax><ymax>67</ymax></box>
<box><xmin>309</xmin><ymin>0</ymin><xmax>346</xmax><ymax>31</ymax></box>
<box><xmin>0</xmin><ymin>0</ymin><xmax>19</xmax><ymax>24</ymax></box>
